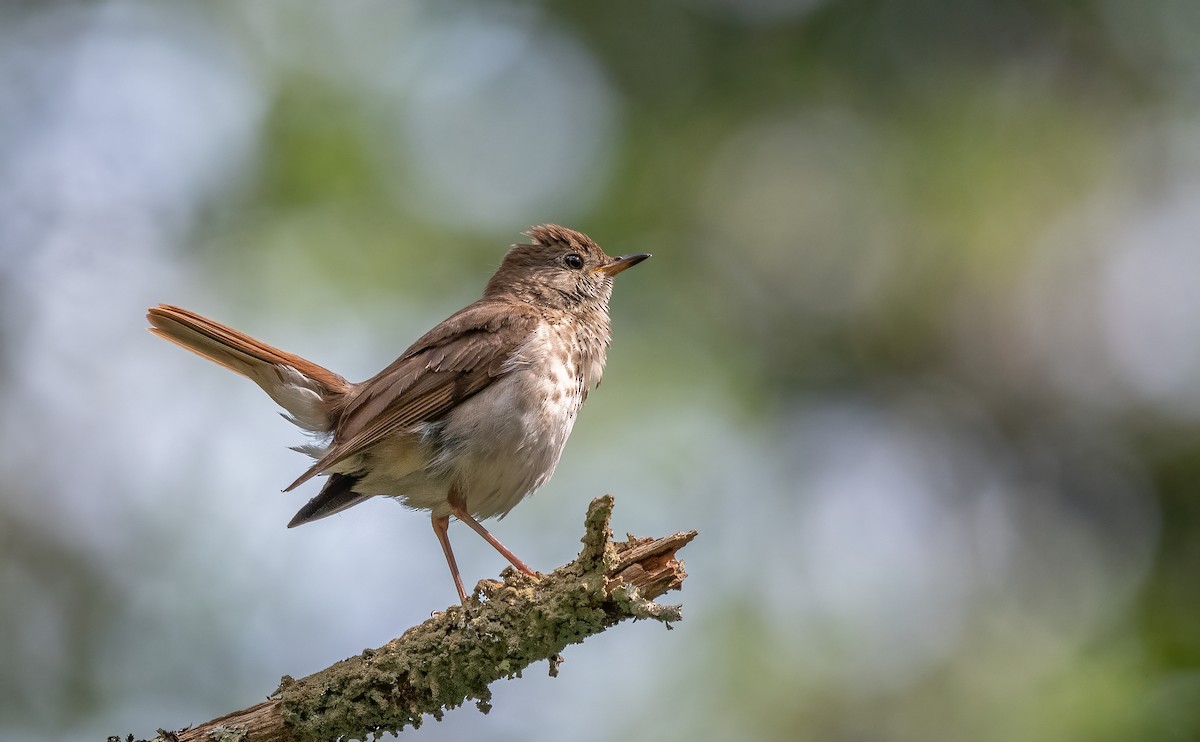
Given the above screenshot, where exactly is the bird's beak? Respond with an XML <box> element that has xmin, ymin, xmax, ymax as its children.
<box><xmin>596</xmin><ymin>253</ymin><xmax>651</xmax><ymax>277</ymax></box>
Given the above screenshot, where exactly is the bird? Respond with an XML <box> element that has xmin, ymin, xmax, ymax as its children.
<box><xmin>146</xmin><ymin>225</ymin><xmax>649</xmax><ymax>603</ymax></box>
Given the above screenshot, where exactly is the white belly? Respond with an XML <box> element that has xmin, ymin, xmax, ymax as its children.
<box><xmin>354</xmin><ymin>325</ymin><xmax>593</xmax><ymax>520</ymax></box>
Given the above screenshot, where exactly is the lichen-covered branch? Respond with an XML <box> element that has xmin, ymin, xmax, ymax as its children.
<box><xmin>117</xmin><ymin>496</ymin><xmax>695</xmax><ymax>742</ymax></box>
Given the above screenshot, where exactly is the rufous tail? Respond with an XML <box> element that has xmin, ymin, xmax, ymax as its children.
<box><xmin>146</xmin><ymin>304</ymin><xmax>351</xmax><ymax>432</ymax></box>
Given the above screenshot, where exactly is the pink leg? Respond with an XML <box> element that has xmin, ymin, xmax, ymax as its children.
<box><xmin>432</xmin><ymin>514</ymin><xmax>468</xmax><ymax>604</ymax></box>
<box><xmin>450</xmin><ymin>504</ymin><xmax>537</xmax><ymax>577</ymax></box>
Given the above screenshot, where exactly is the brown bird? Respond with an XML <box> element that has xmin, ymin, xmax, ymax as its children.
<box><xmin>147</xmin><ymin>225</ymin><xmax>649</xmax><ymax>603</ymax></box>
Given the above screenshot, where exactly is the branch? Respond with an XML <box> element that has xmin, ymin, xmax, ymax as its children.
<box><xmin>116</xmin><ymin>496</ymin><xmax>695</xmax><ymax>742</ymax></box>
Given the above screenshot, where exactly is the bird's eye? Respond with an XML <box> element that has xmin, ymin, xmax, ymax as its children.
<box><xmin>564</xmin><ymin>253</ymin><xmax>584</xmax><ymax>270</ymax></box>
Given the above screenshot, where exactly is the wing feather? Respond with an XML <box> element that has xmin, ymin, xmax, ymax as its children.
<box><xmin>284</xmin><ymin>300</ymin><xmax>538</xmax><ymax>490</ymax></box>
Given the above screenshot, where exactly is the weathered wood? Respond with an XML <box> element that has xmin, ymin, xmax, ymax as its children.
<box><xmin>123</xmin><ymin>496</ymin><xmax>694</xmax><ymax>742</ymax></box>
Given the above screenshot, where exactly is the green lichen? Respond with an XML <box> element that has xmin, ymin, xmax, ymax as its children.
<box><xmin>204</xmin><ymin>726</ymin><xmax>246</xmax><ymax>742</ymax></box>
<box><xmin>275</xmin><ymin>495</ymin><xmax>685</xmax><ymax>742</ymax></box>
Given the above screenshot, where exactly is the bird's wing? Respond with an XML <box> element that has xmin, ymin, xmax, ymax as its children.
<box><xmin>284</xmin><ymin>301</ymin><xmax>539</xmax><ymax>491</ymax></box>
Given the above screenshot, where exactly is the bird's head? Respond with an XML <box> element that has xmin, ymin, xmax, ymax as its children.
<box><xmin>485</xmin><ymin>224</ymin><xmax>650</xmax><ymax>311</ymax></box>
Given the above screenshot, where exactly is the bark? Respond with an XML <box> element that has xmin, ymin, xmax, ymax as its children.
<box><xmin>112</xmin><ymin>495</ymin><xmax>695</xmax><ymax>742</ymax></box>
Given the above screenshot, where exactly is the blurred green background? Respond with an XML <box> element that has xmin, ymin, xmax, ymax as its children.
<box><xmin>2</xmin><ymin>1</ymin><xmax>1199</xmax><ymax>740</ymax></box>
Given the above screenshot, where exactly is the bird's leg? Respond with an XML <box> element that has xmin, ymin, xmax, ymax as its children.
<box><xmin>449</xmin><ymin>503</ymin><xmax>537</xmax><ymax>577</ymax></box>
<box><xmin>432</xmin><ymin>514</ymin><xmax>468</xmax><ymax>604</ymax></box>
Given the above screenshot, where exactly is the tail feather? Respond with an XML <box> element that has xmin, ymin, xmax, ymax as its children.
<box><xmin>147</xmin><ymin>304</ymin><xmax>351</xmax><ymax>432</ymax></box>
<box><xmin>287</xmin><ymin>473</ymin><xmax>372</xmax><ymax>527</ymax></box>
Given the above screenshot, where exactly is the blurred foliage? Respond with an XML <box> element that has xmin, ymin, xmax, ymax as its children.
<box><xmin>1</xmin><ymin>1</ymin><xmax>1199</xmax><ymax>740</ymax></box>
